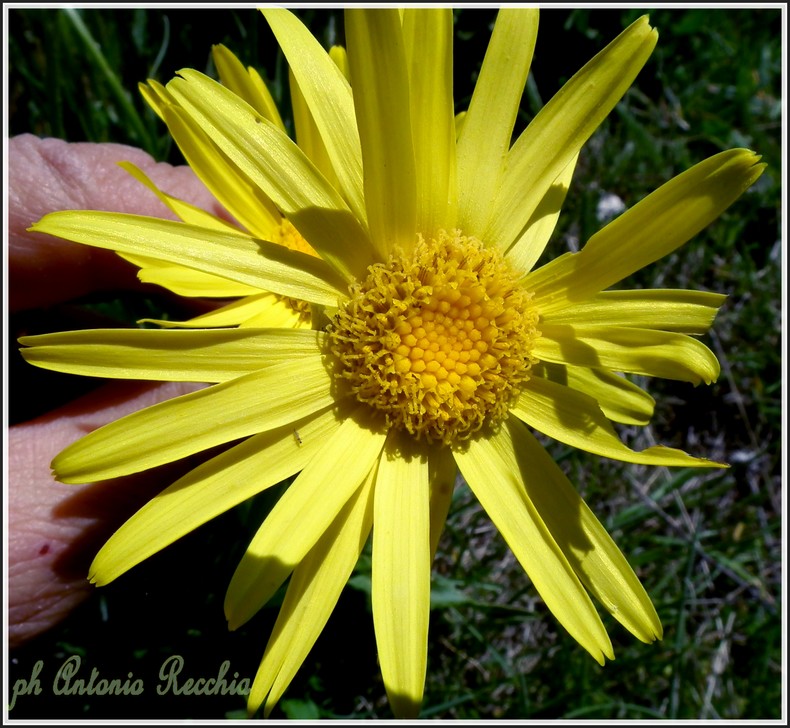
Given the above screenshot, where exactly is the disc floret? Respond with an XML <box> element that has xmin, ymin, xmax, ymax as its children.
<box><xmin>273</xmin><ymin>218</ymin><xmax>315</xmax><ymax>322</ymax></box>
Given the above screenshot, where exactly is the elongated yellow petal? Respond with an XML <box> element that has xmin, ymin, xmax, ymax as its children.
<box><xmin>329</xmin><ymin>45</ymin><xmax>349</xmax><ymax>80</ymax></box>
<box><xmin>504</xmin><ymin>422</ymin><xmax>663</xmax><ymax>643</ymax></box>
<box><xmin>506</xmin><ymin>153</ymin><xmax>578</xmax><ymax>277</ymax></box>
<box><xmin>238</xmin><ymin>297</ymin><xmax>306</xmax><ymax>329</ymax></box>
<box><xmin>512</xmin><ymin>375</ymin><xmax>725</xmax><ymax>467</ymax></box>
<box><xmin>428</xmin><ymin>446</ymin><xmax>457</xmax><ymax>560</ymax></box>
<box><xmin>250</xmin><ymin>466</ymin><xmax>376</xmax><ymax>718</ymax></box>
<box><xmin>526</xmin><ymin>149</ymin><xmax>766</xmax><ymax>314</ymax></box>
<box><xmin>29</xmin><ymin>211</ymin><xmax>346</xmax><ymax>307</ymax></box>
<box><xmin>487</xmin><ymin>16</ymin><xmax>657</xmax><ymax>252</ymax></box>
<box><xmin>140</xmin><ymin>294</ymin><xmax>298</xmax><ymax>329</ymax></box>
<box><xmin>225</xmin><ymin>408</ymin><xmax>386</xmax><ymax>630</ymax></box>
<box><xmin>535</xmin><ymin>323</ymin><xmax>721</xmax><ymax>385</ymax></box>
<box><xmin>262</xmin><ymin>8</ymin><xmax>365</xmax><ymax>222</ymax></box>
<box><xmin>372</xmin><ymin>431</ymin><xmax>431</xmax><ymax>718</ymax></box>
<box><xmin>456</xmin><ymin>8</ymin><xmax>539</xmax><ymax>238</ymax></box>
<box><xmin>542</xmin><ymin>289</ymin><xmax>727</xmax><ymax>334</ymax></box>
<box><xmin>20</xmin><ymin>328</ymin><xmax>324</xmax><ymax>382</ymax></box>
<box><xmin>211</xmin><ymin>44</ymin><xmax>286</xmax><ymax>131</ymax></box>
<box><xmin>168</xmin><ymin>69</ymin><xmax>375</xmax><ymax>282</ymax></box>
<box><xmin>346</xmin><ymin>9</ymin><xmax>416</xmax><ymax>259</ymax></box>
<box><xmin>119</xmin><ymin>253</ymin><xmax>262</xmax><ymax>298</ymax></box>
<box><xmin>139</xmin><ymin>78</ymin><xmax>174</xmax><ymax>121</ymax></box>
<box><xmin>401</xmin><ymin>8</ymin><xmax>457</xmax><ymax>236</ymax></box>
<box><xmin>534</xmin><ymin>362</ymin><xmax>655</xmax><ymax>426</ymax></box>
<box><xmin>159</xmin><ymin>103</ymin><xmax>284</xmax><ymax>239</ymax></box>
<box><xmin>90</xmin><ymin>404</ymin><xmax>341</xmax><ymax>586</ymax></box>
<box><xmin>53</xmin><ymin>356</ymin><xmax>334</xmax><ymax>483</ymax></box>
<box><xmin>288</xmin><ymin>67</ymin><xmax>338</xmax><ymax>189</ymax></box>
<box><xmin>454</xmin><ymin>424</ymin><xmax>613</xmax><ymax>664</ymax></box>
<box><xmin>454</xmin><ymin>110</ymin><xmax>466</xmax><ymax>140</ymax></box>
<box><xmin>118</xmin><ymin>161</ymin><xmax>239</xmax><ymax>233</ymax></box>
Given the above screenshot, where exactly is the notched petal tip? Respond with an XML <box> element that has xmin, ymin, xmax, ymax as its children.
<box><xmin>27</xmin><ymin>216</ymin><xmax>49</xmax><ymax>234</ymax></box>
<box><xmin>50</xmin><ymin>456</ymin><xmax>75</xmax><ymax>484</ymax></box>
<box><xmin>224</xmin><ymin>597</ymin><xmax>245</xmax><ymax>632</ymax></box>
<box><xmin>732</xmin><ymin>147</ymin><xmax>763</xmax><ymax>164</ymax></box>
<box><xmin>49</xmin><ymin>461</ymin><xmax>75</xmax><ymax>485</ymax></box>
<box><xmin>636</xmin><ymin>617</ymin><xmax>664</xmax><ymax>644</ymax></box>
<box><xmin>627</xmin><ymin>13</ymin><xmax>658</xmax><ymax>44</ymax></box>
<box><xmin>87</xmin><ymin>559</ymin><xmax>111</xmax><ymax>587</ymax></box>
<box><xmin>224</xmin><ymin>599</ymin><xmax>243</xmax><ymax>632</ymax></box>
<box><xmin>589</xmin><ymin>638</ymin><xmax>614</xmax><ymax>667</ymax></box>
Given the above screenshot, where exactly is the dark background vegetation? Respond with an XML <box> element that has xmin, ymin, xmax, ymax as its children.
<box><xmin>7</xmin><ymin>6</ymin><xmax>783</xmax><ymax>720</ymax></box>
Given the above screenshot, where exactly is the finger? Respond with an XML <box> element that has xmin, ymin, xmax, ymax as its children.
<box><xmin>7</xmin><ymin>379</ymin><xmax>204</xmax><ymax>648</ymax></box>
<box><xmin>8</xmin><ymin>134</ymin><xmax>226</xmax><ymax>312</ymax></box>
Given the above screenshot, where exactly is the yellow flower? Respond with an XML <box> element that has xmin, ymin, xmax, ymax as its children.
<box><xmin>20</xmin><ymin>8</ymin><xmax>765</xmax><ymax>719</ymax></box>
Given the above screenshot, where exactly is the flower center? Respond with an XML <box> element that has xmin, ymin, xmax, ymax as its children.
<box><xmin>328</xmin><ymin>230</ymin><xmax>540</xmax><ymax>444</ymax></box>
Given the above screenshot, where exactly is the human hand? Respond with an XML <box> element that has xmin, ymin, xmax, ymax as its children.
<box><xmin>7</xmin><ymin>134</ymin><xmax>221</xmax><ymax>648</ymax></box>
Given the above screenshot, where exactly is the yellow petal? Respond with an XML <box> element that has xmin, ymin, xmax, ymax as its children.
<box><xmin>118</xmin><ymin>161</ymin><xmax>239</xmax><ymax>233</ymax></box>
<box><xmin>90</xmin><ymin>404</ymin><xmax>341</xmax><ymax>586</ymax></box>
<box><xmin>120</xmin><ymin>254</ymin><xmax>262</xmax><ymax>298</ymax></box>
<box><xmin>504</xmin><ymin>422</ymin><xmax>663</xmax><ymax>643</ymax></box>
<box><xmin>262</xmin><ymin>8</ymin><xmax>365</xmax><ymax>222</ymax></box>
<box><xmin>428</xmin><ymin>446</ymin><xmax>457</xmax><ymax>560</ymax></box>
<box><xmin>526</xmin><ymin>149</ymin><xmax>766</xmax><ymax>314</ymax></box>
<box><xmin>542</xmin><ymin>289</ymin><xmax>727</xmax><ymax>334</ymax></box>
<box><xmin>140</xmin><ymin>69</ymin><xmax>282</xmax><ymax>239</ymax></box>
<box><xmin>288</xmin><ymin>66</ymin><xmax>338</xmax><ymax>189</ymax></box>
<box><xmin>29</xmin><ymin>211</ymin><xmax>346</xmax><ymax>308</ymax></box>
<box><xmin>456</xmin><ymin>8</ymin><xmax>539</xmax><ymax>238</ymax></box>
<box><xmin>225</xmin><ymin>408</ymin><xmax>386</xmax><ymax>630</ymax></box>
<box><xmin>329</xmin><ymin>45</ymin><xmax>349</xmax><ymax>80</ymax></box>
<box><xmin>372</xmin><ymin>431</ymin><xmax>431</xmax><ymax>718</ymax></box>
<box><xmin>454</xmin><ymin>110</ymin><xmax>466</xmax><ymax>140</ymax></box>
<box><xmin>453</xmin><ymin>424</ymin><xmax>613</xmax><ymax>664</ymax></box>
<box><xmin>238</xmin><ymin>297</ymin><xmax>306</xmax><ymax>329</ymax></box>
<box><xmin>52</xmin><ymin>356</ymin><xmax>334</xmax><ymax>483</ymax></box>
<box><xmin>506</xmin><ymin>153</ymin><xmax>578</xmax><ymax>277</ymax></box>
<box><xmin>211</xmin><ymin>43</ymin><xmax>286</xmax><ymax>131</ymax></box>
<box><xmin>487</xmin><ymin>16</ymin><xmax>657</xmax><ymax>252</ymax></box>
<box><xmin>535</xmin><ymin>322</ymin><xmax>721</xmax><ymax>385</ymax></box>
<box><xmin>250</xmin><ymin>466</ymin><xmax>376</xmax><ymax>718</ymax></box>
<box><xmin>402</xmin><ymin>8</ymin><xmax>457</xmax><ymax>236</ymax></box>
<box><xmin>159</xmin><ymin>103</ymin><xmax>284</xmax><ymax>239</ymax></box>
<box><xmin>345</xmin><ymin>9</ymin><xmax>417</xmax><ymax>259</ymax></box>
<box><xmin>20</xmin><ymin>328</ymin><xmax>323</xmax><ymax>382</ymax></box>
<box><xmin>512</xmin><ymin>375</ymin><xmax>725</xmax><ymax>467</ymax></box>
<box><xmin>168</xmin><ymin>68</ymin><xmax>375</xmax><ymax>282</ymax></box>
<box><xmin>139</xmin><ymin>78</ymin><xmax>174</xmax><ymax>121</ymax></box>
<box><xmin>534</xmin><ymin>362</ymin><xmax>655</xmax><ymax>426</ymax></box>
<box><xmin>140</xmin><ymin>294</ymin><xmax>298</xmax><ymax>329</ymax></box>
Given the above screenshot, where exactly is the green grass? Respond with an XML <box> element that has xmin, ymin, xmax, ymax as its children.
<box><xmin>7</xmin><ymin>7</ymin><xmax>783</xmax><ymax>720</ymax></box>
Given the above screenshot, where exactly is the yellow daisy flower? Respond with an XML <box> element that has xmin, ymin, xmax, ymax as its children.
<box><xmin>20</xmin><ymin>8</ymin><xmax>765</xmax><ymax>719</ymax></box>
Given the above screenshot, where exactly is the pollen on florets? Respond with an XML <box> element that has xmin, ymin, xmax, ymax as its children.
<box><xmin>273</xmin><ymin>218</ymin><xmax>316</xmax><ymax>324</ymax></box>
<box><xmin>328</xmin><ymin>230</ymin><xmax>540</xmax><ymax>445</ymax></box>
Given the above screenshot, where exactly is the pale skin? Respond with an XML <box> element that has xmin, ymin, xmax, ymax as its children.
<box><xmin>7</xmin><ymin>134</ymin><xmax>225</xmax><ymax>648</ymax></box>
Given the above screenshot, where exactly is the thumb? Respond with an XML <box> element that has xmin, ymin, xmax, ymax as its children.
<box><xmin>8</xmin><ymin>133</ymin><xmax>225</xmax><ymax>312</ymax></box>
<box><xmin>7</xmin><ymin>379</ymin><xmax>203</xmax><ymax>648</ymax></box>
